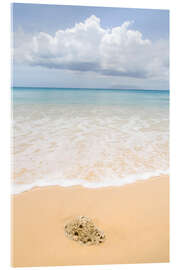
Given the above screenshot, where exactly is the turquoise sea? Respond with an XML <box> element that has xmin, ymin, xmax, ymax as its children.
<box><xmin>12</xmin><ymin>87</ymin><xmax>169</xmax><ymax>194</ymax></box>
<box><xmin>13</xmin><ymin>87</ymin><xmax>169</xmax><ymax>107</ymax></box>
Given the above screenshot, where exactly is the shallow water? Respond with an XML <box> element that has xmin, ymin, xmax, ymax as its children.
<box><xmin>12</xmin><ymin>88</ymin><xmax>169</xmax><ymax>193</ymax></box>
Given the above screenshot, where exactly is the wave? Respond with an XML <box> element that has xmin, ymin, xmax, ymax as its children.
<box><xmin>12</xmin><ymin>169</ymin><xmax>169</xmax><ymax>194</ymax></box>
<box><xmin>13</xmin><ymin>103</ymin><xmax>169</xmax><ymax>195</ymax></box>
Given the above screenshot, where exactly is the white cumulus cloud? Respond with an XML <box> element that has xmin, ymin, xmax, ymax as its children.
<box><xmin>13</xmin><ymin>15</ymin><xmax>169</xmax><ymax>80</ymax></box>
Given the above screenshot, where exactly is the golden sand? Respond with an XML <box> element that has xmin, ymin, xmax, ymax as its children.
<box><xmin>11</xmin><ymin>176</ymin><xmax>169</xmax><ymax>267</ymax></box>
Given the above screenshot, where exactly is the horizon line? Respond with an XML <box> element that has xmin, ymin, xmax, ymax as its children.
<box><xmin>13</xmin><ymin>86</ymin><xmax>169</xmax><ymax>91</ymax></box>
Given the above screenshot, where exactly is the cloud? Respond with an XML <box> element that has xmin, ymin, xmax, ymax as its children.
<box><xmin>13</xmin><ymin>15</ymin><xmax>169</xmax><ymax>80</ymax></box>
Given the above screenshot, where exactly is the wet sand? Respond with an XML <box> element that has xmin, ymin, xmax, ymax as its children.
<box><xmin>11</xmin><ymin>176</ymin><xmax>169</xmax><ymax>267</ymax></box>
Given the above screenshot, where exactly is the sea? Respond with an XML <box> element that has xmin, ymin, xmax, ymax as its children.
<box><xmin>12</xmin><ymin>87</ymin><xmax>169</xmax><ymax>194</ymax></box>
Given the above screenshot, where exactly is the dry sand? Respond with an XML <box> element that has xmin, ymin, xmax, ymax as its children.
<box><xmin>11</xmin><ymin>176</ymin><xmax>169</xmax><ymax>267</ymax></box>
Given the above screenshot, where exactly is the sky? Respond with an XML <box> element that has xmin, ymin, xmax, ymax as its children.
<box><xmin>12</xmin><ymin>3</ymin><xmax>169</xmax><ymax>90</ymax></box>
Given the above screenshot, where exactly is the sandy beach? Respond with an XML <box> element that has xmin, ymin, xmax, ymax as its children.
<box><xmin>11</xmin><ymin>175</ymin><xmax>169</xmax><ymax>267</ymax></box>
<box><xmin>11</xmin><ymin>4</ymin><xmax>169</xmax><ymax>268</ymax></box>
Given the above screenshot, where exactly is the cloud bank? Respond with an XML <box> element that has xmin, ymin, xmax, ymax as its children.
<box><xmin>13</xmin><ymin>15</ymin><xmax>169</xmax><ymax>81</ymax></box>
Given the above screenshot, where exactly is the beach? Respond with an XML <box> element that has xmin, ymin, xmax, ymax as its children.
<box><xmin>12</xmin><ymin>88</ymin><xmax>169</xmax><ymax>266</ymax></box>
<box><xmin>12</xmin><ymin>175</ymin><xmax>169</xmax><ymax>267</ymax></box>
<box><xmin>12</xmin><ymin>4</ymin><xmax>170</xmax><ymax>267</ymax></box>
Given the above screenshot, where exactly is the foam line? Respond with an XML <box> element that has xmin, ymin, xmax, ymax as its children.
<box><xmin>12</xmin><ymin>169</ymin><xmax>169</xmax><ymax>194</ymax></box>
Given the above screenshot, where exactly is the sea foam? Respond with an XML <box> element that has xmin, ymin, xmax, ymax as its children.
<box><xmin>12</xmin><ymin>169</ymin><xmax>169</xmax><ymax>194</ymax></box>
<box><xmin>12</xmin><ymin>92</ymin><xmax>169</xmax><ymax>194</ymax></box>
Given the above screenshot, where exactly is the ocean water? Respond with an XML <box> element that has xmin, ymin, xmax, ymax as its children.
<box><xmin>12</xmin><ymin>87</ymin><xmax>169</xmax><ymax>194</ymax></box>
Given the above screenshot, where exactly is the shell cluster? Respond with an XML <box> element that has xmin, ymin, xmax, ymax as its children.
<box><xmin>64</xmin><ymin>216</ymin><xmax>106</xmax><ymax>246</ymax></box>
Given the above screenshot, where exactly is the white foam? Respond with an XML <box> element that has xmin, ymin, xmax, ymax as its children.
<box><xmin>13</xmin><ymin>104</ymin><xmax>169</xmax><ymax>194</ymax></box>
<box><xmin>12</xmin><ymin>169</ymin><xmax>169</xmax><ymax>194</ymax></box>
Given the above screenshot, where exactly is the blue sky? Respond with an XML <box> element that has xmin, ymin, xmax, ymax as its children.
<box><xmin>12</xmin><ymin>3</ymin><xmax>169</xmax><ymax>89</ymax></box>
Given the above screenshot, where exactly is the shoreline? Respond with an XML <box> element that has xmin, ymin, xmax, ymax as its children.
<box><xmin>12</xmin><ymin>171</ymin><xmax>169</xmax><ymax>195</ymax></box>
<box><xmin>12</xmin><ymin>175</ymin><xmax>169</xmax><ymax>267</ymax></box>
